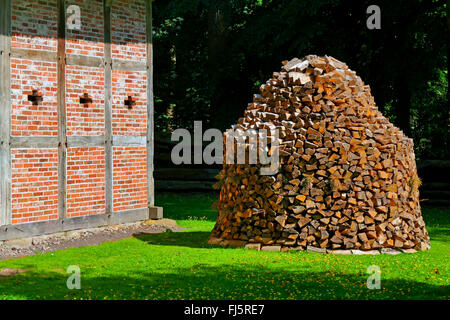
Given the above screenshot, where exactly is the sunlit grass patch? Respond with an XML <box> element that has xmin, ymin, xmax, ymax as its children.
<box><xmin>0</xmin><ymin>192</ymin><xmax>448</xmax><ymax>300</ymax></box>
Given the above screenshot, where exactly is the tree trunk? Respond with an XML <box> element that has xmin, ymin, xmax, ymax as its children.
<box><xmin>395</xmin><ymin>74</ymin><xmax>411</xmax><ymax>137</ymax></box>
<box><xmin>394</xmin><ymin>6</ymin><xmax>412</xmax><ymax>137</ymax></box>
<box><xmin>208</xmin><ymin>1</ymin><xmax>227</xmax><ymax>129</ymax></box>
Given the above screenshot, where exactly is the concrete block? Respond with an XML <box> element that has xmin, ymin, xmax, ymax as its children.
<box><xmin>261</xmin><ymin>245</ymin><xmax>281</xmax><ymax>252</ymax></box>
<box><xmin>245</xmin><ymin>243</ymin><xmax>261</xmax><ymax>251</ymax></box>
<box><xmin>149</xmin><ymin>206</ymin><xmax>163</xmax><ymax>220</ymax></box>
<box><xmin>307</xmin><ymin>246</ymin><xmax>326</xmax><ymax>253</ymax></box>
<box><xmin>351</xmin><ymin>249</ymin><xmax>380</xmax><ymax>255</ymax></box>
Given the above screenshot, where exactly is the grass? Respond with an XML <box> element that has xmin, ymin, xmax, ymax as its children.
<box><xmin>0</xmin><ymin>192</ymin><xmax>448</xmax><ymax>300</ymax></box>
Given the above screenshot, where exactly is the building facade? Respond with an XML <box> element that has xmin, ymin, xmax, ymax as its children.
<box><xmin>0</xmin><ymin>0</ymin><xmax>161</xmax><ymax>241</ymax></box>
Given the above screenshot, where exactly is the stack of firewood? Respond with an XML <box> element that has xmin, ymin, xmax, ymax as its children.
<box><xmin>209</xmin><ymin>55</ymin><xmax>430</xmax><ymax>254</ymax></box>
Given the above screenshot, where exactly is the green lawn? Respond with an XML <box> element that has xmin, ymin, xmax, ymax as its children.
<box><xmin>0</xmin><ymin>192</ymin><xmax>448</xmax><ymax>300</ymax></box>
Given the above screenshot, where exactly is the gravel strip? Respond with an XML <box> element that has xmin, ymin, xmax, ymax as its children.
<box><xmin>0</xmin><ymin>219</ymin><xmax>182</xmax><ymax>261</ymax></box>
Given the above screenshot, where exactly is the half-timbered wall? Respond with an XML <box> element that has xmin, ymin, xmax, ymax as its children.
<box><xmin>0</xmin><ymin>0</ymin><xmax>159</xmax><ymax>240</ymax></box>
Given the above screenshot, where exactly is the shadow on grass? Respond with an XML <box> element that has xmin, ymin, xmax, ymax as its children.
<box><xmin>133</xmin><ymin>228</ymin><xmax>449</xmax><ymax>250</ymax></box>
<box><xmin>0</xmin><ymin>264</ymin><xmax>448</xmax><ymax>300</ymax></box>
<box><xmin>1</xmin><ymin>226</ymin><xmax>447</xmax><ymax>299</ymax></box>
<box><xmin>427</xmin><ymin>227</ymin><xmax>450</xmax><ymax>243</ymax></box>
<box><xmin>133</xmin><ymin>231</ymin><xmax>214</xmax><ymax>249</ymax></box>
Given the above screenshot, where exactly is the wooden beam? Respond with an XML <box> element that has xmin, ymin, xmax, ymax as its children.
<box><xmin>57</xmin><ymin>0</ymin><xmax>67</xmax><ymax>220</ymax></box>
<box><xmin>10</xmin><ymin>49</ymin><xmax>148</xmax><ymax>70</ymax></box>
<box><xmin>8</xmin><ymin>49</ymin><xmax>152</xmax><ymax>72</ymax></box>
<box><xmin>66</xmin><ymin>54</ymin><xmax>104</xmax><ymax>68</ymax></box>
<box><xmin>10</xmin><ymin>47</ymin><xmax>57</xmax><ymax>62</ymax></box>
<box><xmin>0</xmin><ymin>0</ymin><xmax>12</xmax><ymax>226</ymax></box>
<box><xmin>67</xmin><ymin>136</ymin><xmax>105</xmax><ymax>148</ymax></box>
<box><xmin>104</xmin><ymin>0</ymin><xmax>113</xmax><ymax>215</ymax></box>
<box><xmin>9</xmin><ymin>136</ymin><xmax>126</xmax><ymax>148</ymax></box>
<box><xmin>112</xmin><ymin>58</ymin><xmax>147</xmax><ymax>71</ymax></box>
<box><xmin>10</xmin><ymin>136</ymin><xmax>59</xmax><ymax>148</ymax></box>
<box><xmin>113</xmin><ymin>135</ymin><xmax>146</xmax><ymax>147</ymax></box>
<box><xmin>146</xmin><ymin>0</ymin><xmax>155</xmax><ymax>207</ymax></box>
<box><xmin>0</xmin><ymin>207</ymin><xmax>151</xmax><ymax>241</ymax></box>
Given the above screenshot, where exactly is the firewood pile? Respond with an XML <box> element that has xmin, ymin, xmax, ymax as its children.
<box><xmin>209</xmin><ymin>55</ymin><xmax>430</xmax><ymax>254</ymax></box>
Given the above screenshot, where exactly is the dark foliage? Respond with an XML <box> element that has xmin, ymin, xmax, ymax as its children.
<box><xmin>153</xmin><ymin>0</ymin><xmax>448</xmax><ymax>160</ymax></box>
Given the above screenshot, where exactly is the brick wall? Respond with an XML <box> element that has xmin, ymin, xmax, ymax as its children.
<box><xmin>11</xmin><ymin>149</ymin><xmax>59</xmax><ymax>224</ymax></box>
<box><xmin>5</xmin><ymin>0</ymin><xmax>151</xmax><ymax>226</ymax></box>
<box><xmin>113</xmin><ymin>147</ymin><xmax>147</xmax><ymax>212</ymax></box>
<box><xmin>66</xmin><ymin>65</ymin><xmax>105</xmax><ymax>136</ymax></box>
<box><xmin>10</xmin><ymin>0</ymin><xmax>59</xmax><ymax>224</ymax></box>
<box><xmin>111</xmin><ymin>0</ymin><xmax>147</xmax><ymax>62</ymax></box>
<box><xmin>10</xmin><ymin>59</ymin><xmax>58</xmax><ymax>136</ymax></box>
<box><xmin>66</xmin><ymin>0</ymin><xmax>104</xmax><ymax>58</ymax></box>
<box><xmin>67</xmin><ymin>147</ymin><xmax>105</xmax><ymax>217</ymax></box>
<box><xmin>111</xmin><ymin>0</ymin><xmax>148</xmax><ymax>212</ymax></box>
<box><xmin>11</xmin><ymin>0</ymin><xmax>58</xmax><ymax>51</ymax></box>
<box><xmin>112</xmin><ymin>70</ymin><xmax>147</xmax><ymax>136</ymax></box>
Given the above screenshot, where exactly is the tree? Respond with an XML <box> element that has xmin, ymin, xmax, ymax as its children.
<box><xmin>153</xmin><ymin>0</ymin><xmax>448</xmax><ymax>159</ymax></box>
